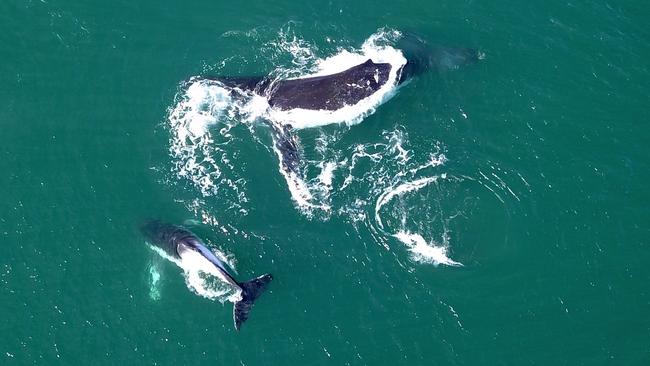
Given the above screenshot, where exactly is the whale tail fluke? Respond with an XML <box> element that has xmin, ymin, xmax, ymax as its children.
<box><xmin>233</xmin><ymin>273</ymin><xmax>273</xmax><ymax>330</ymax></box>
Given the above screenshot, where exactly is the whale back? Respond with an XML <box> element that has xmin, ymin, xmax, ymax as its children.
<box><xmin>267</xmin><ymin>59</ymin><xmax>392</xmax><ymax>111</ymax></box>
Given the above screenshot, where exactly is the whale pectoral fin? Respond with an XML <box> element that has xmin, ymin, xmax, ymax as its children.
<box><xmin>269</xmin><ymin>122</ymin><xmax>301</xmax><ymax>176</ymax></box>
<box><xmin>233</xmin><ymin>274</ymin><xmax>273</xmax><ymax>330</ymax></box>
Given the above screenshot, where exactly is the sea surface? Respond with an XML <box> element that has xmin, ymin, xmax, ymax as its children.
<box><xmin>1</xmin><ymin>0</ymin><xmax>649</xmax><ymax>365</ymax></box>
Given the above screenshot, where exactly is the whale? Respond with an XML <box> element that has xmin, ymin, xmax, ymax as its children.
<box><xmin>207</xmin><ymin>35</ymin><xmax>480</xmax><ymax>112</ymax></box>
<box><xmin>214</xmin><ymin>58</ymin><xmax>392</xmax><ymax>111</ymax></box>
<box><xmin>197</xmin><ymin>33</ymin><xmax>481</xmax><ymax>201</ymax></box>
<box><xmin>140</xmin><ymin>220</ymin><xmax>273</xmax><ymax>330</ymax></box>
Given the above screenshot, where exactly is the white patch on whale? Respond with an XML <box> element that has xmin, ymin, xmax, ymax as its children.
<box><xmin>147</xmin><ymin>244</ymin><xmax>241</xmax><ymax>303</ymax></box>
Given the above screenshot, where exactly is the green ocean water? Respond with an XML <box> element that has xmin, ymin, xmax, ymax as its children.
<box><xmin>2</xmin><ymin>0</ymin><xmax>649</xmax><ymax>365</ymax></box>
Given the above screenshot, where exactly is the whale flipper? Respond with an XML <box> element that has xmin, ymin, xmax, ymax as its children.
<box><xmin>234</xmin><ymin>273</ymin><xmax>273</xmax><ymax>331</ymax></box>
<box><xmin>269</xmin><ymin>122</ymin><xmax>301</xmax><ymax>175</ymax></box>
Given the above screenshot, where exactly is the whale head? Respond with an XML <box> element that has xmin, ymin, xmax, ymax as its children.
<box><xmin>397</xmin><ymin>32</ymin><xmax>481</xmax><ymax>83</ymax></box>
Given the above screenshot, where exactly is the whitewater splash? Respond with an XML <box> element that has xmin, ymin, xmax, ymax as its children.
<box><xmin>337</xmin><ymin>128</ymin><xmax>463</xmax><ymax>266</ymax></box>
<box><xmin>374</xmin><ymin>176</ymin><xmax>462</xmax><ymax>267</ymax></box>
<box><xmin>147</xmin><ymin>261</ymin><xmax>162</xmax><ymax>300</ymax></box>
<box><xmin>374</xmin><ymin>176</ymin><xmax>443</xmax><ymax>230</ymax></box>
<box><xmin>167</xmin><ymin>80</ymin><xmax>249</xmax><ymax>205</ymax></box>
<box><xmin>147</xmin><ymin>244</ymin><xmax>240</xmax><ymax>303</ymax></box>
<box><xmin>393</xmin><ymin>231</ymin><xmax>462</xmax><ymax>267</ymax></box>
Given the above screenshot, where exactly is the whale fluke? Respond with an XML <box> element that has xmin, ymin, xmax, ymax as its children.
<box><xmin>234</xmin><ymin>273</ymin><xmax>274</xmax><ymax>331</ymax></box>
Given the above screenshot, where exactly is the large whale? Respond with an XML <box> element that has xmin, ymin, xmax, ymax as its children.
<box><xmin>208</xmin><ymin>35</ymin><xmax>480</xmax><ymax>112</ymax></box>
<box><xmin>199</xmin><ymin>33</ymin><xmax>481</xmax><ymax>198</ymax></box>
<box><xmin>140</xmin><ymin>220</ymin><xmax>273</xmax><ymax>330</ymax></box>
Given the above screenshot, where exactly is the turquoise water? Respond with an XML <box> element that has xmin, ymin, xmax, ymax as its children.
<box><xmin>2</xmin><ymin>0</ymin><xmax>649</xmax><ymax>364</ymax></box>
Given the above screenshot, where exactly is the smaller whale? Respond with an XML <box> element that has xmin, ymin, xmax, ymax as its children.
<box><xmin>140</xmin><ymin>220</ymin><xmax>273</xmax><ymax>330</ymax></box>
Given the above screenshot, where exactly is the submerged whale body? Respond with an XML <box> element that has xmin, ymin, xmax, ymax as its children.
<box><xmin>140</xmin><ymin>220</ymin><xmax>273</xmax><ymax>330</ymax></box>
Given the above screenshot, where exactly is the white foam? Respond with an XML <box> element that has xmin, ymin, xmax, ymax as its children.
<box><xmin>410</xmin><ymin>153</ymin><xmax>447</xmax><ymax>175</ymax></box>
<box><xmin>394</xmin><ymin>231</ymin><xmax>462</xmax><ymax>266</ymax></box>
<box><xmin>270</xmin><ymin>27</ymin><xmax>318</xmax><ymax>69</ymax></box>
<box><xmin>280</xmin><ymin>169</ymin><xmax>315</xmax><ymax>209</ymax></box>
<box><xmin>386</xmin><ymin>129</ymin><xmax>411</xmax><ymax>165</ymax></box>
<box><xmin>175</xmin><ymin>81</ymin><xmax>232</xmax><ymax>139</ymax></box>
<box><xmin>268</xmin><ymin>128</ymin><xmax>340</xmax><ymax>213</ymax></box>
<box><xmin>374</xmin><ymin>176</ymin><xmax>442</xmax><ymax>230</ymax></box>
<box><xmin>239</xmin><ymin>93</ymin><xmax>271</xmax><ymax>122</ymax></box>
<box><xmin>167</xmin><ymin>81</ymin><xmax>233</xmax><ymax>197</ymax></box>
<box><xmin>317</xmin><ymin>162</ymin><xmax>337</xmax><ymax>188</ymax></box>
<box><xmin>148</xmin><ymin>262</ymin><xmax>161</xmax><ymax>301</ymax></box>
<box><xmin>370</xmin><ymin>164</ymin><xmax>462</xmax><ymax>267</ymax></box>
